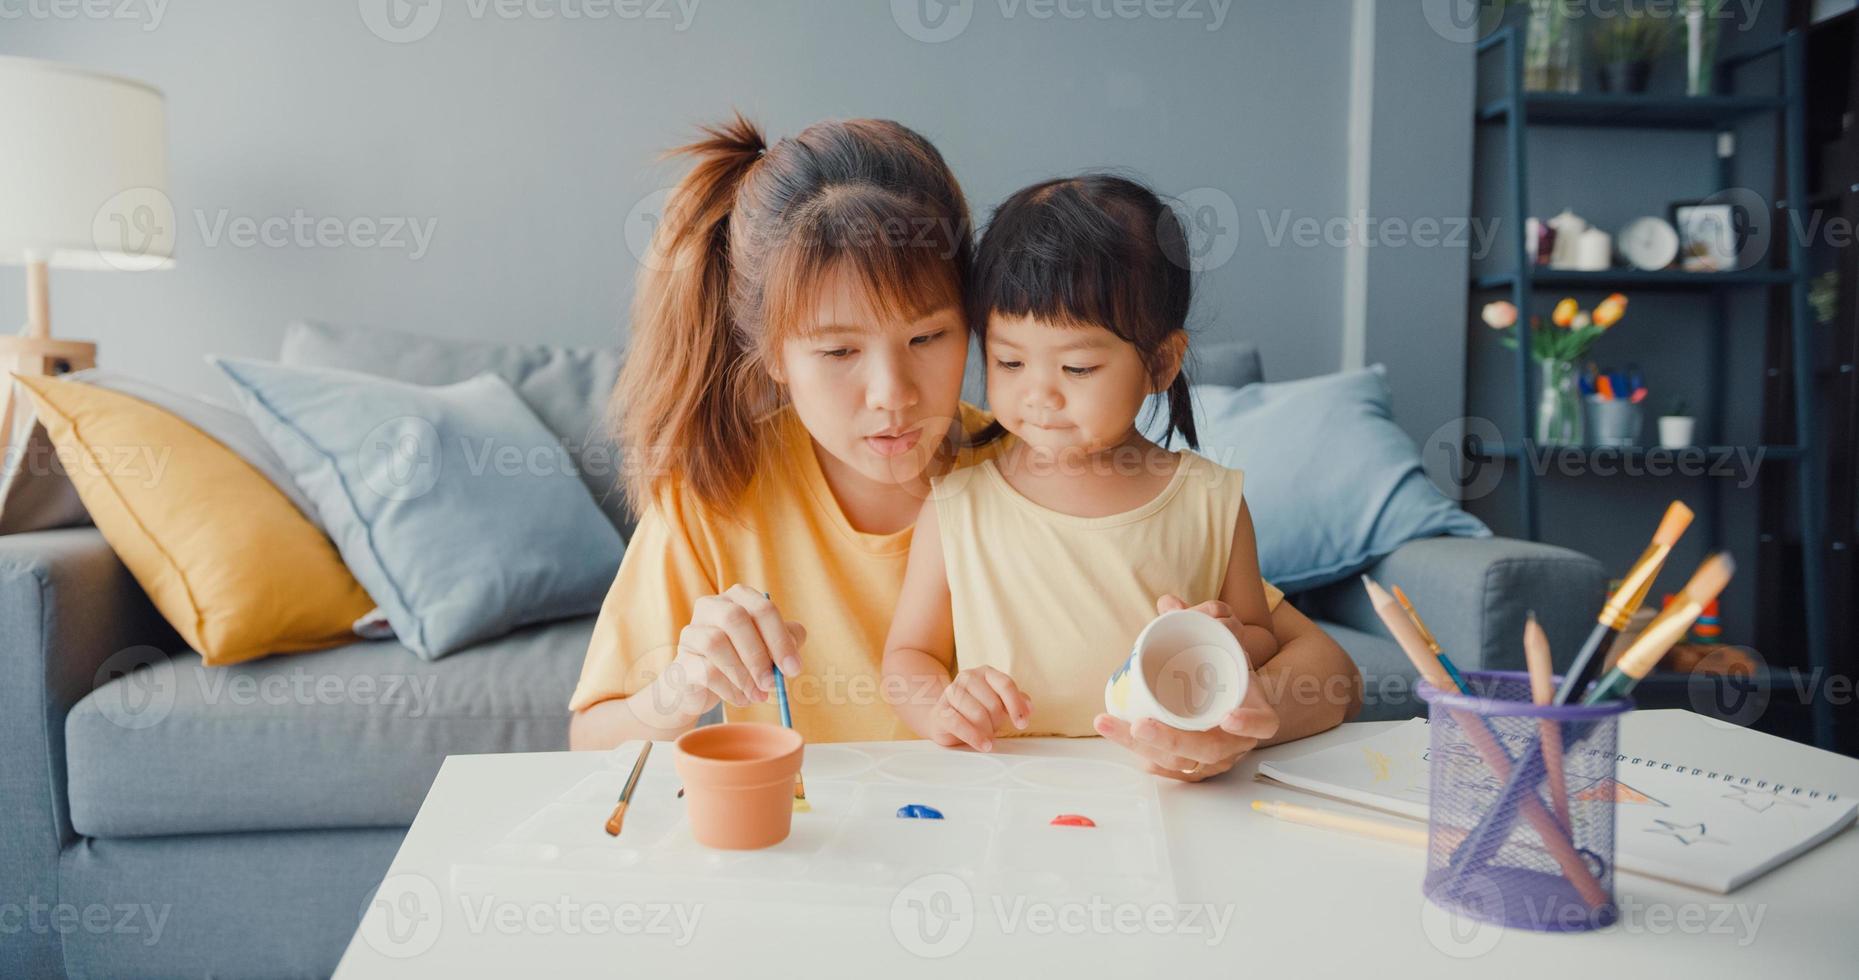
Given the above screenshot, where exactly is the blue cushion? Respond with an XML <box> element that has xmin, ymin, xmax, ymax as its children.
<box><xmin>212</xmin><ymin>357</ymin><xmax>623</xmax><ymax>659</ymax></box>
<box><xmin>1142</xmin><ymin>366</ymin><xmax>1489</xmax><ymax>592</ymax></box>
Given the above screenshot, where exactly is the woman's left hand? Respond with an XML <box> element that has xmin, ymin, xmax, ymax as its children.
<box><xmin>1092</xmin><ymin>678</ymin><xmax>1280</xmax><ymax>782</ymax></box>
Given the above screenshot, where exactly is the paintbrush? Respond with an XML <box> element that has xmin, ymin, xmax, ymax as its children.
<box><xmin>1555</xmin><ymin>501</ymin><xmax>1693</xmax><ymax>704</ymax></box>
<box><xmin>1391</xmin><ymin>585</ymin><xmax>1467</xmax><ymax>691</ymax></box>
<box><xmin>1523</xmin><ymin>612</ymin><xmax>1571</xmax><ymax>830</ymax></box>
<box><xmin>1583</xmin><ymin>552</ymin><xmax>1736</xmax><ymax>705</ymax></box>
<box><xmin>604</xmin><ymin>741</ymin><xmax>653</xmax><ymax>836</ymax></box>
<box><xmin>772</xmin><ymin>665</ymin><xmax>810</xmax><ymax>813</ymax></box>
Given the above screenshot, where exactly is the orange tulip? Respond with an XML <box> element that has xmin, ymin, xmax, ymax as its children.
<box><xmin>1481</xmin><ymin>301</ymin><xmax>1519</xmax><ymax>329</ymax></box>
<box><xmin>1552</xmin><ymin>298</ymin><xmax>1579</xmax><ymax>328</ymax></box>
<box><xmin>1593</xmin><ymin>293</ymin><xmax>1628</xmax><ymax>329</ymax></box>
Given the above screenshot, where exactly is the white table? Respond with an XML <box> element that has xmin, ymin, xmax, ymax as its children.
<box><xmin>336</xmin><ymin>717</ymin><xmax>1859</xmax><ymax>978</ymax></box>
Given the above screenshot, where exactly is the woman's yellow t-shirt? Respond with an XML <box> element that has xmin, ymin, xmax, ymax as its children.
<box><xmin>932</xmin><ymin>452</ymin><xmax>1283</xmax><ymax>737</ymax></box>
<box><xmin>569</xmin><ymin>404</ymin><xmax>1001</xmax><ymax>743</ymax></box>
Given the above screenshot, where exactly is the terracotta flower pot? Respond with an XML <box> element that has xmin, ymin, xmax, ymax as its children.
<box><xmin>673</xmin><ymin>723</ymin><xmax>805</xmax><ymax>850</ymax></box>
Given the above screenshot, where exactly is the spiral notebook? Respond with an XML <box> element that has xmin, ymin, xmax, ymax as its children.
<box><xmin>1256</xmin><ymin>709</ymin><xmax>1858</xmax><ymax>894</ymax></box>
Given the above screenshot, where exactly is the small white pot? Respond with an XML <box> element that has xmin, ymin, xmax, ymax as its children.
<box><xmin>1658</xmin><ymin>416</ymin><xmax>1697</xmax><ymax>449</ymax></box>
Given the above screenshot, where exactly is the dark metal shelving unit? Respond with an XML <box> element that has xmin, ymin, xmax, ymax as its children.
<box><xmin>1470</xmin><ymin>27</ymin><xmax>1832</xmax><ymax>748</ymax></box>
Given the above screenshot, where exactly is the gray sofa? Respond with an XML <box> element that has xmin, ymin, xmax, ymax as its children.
<box><xmin>0</xmin><ymin>334</ymin><xmax>1604</xmax><ymax>977</ymax></box>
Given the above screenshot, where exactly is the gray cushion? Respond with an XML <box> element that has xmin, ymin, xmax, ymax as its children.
<box><xmin>64</xmin><ymin>616</ymin><xmax>591</xmax><ymax>838</ymax></box>
<box><xmin>279</xmin><ymin>320</ymin><xmax>630</xmax><ymax>535</ymax></box>
<box><xmin>1193</xmin><ymin>340</ymin><xmax>1264</xmax><ymax>389</ymax></box>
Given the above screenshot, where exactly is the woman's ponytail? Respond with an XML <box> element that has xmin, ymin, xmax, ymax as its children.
<box><xmin>614</xmin><ymin>112</ymin><xmax>769</xmax><ymax>512</ymax></box>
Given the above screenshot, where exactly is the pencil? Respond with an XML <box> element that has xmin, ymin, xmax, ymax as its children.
<box><xmin>604</xmin><ymin>741</ymin><xmax>653</xmax><ymax>836</ymax></box>
<box><xmin>1251</xmin><ymin>799</ymin><xmax>1428</xmax><ymax>847</ymax></box>
<box><xmin>1523</xmin><ymin>612</ymin><xmax>1571</xmax><ymax>830</ymax></box>
<box><xmin>1363</xmin><ymin>576</ymin><xmax>1609</xmax><ymax>908</ymax></box>
<box><xmin>1392</xmin><ymin>585</ymin><xmax>1467</xmax><ymax>691</ymax></box>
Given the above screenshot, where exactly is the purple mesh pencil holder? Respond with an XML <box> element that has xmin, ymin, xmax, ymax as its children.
<box><xmin>1419</xmin><ymin>671</ymin><xmax>1632</xmax><ymax>933</ymax></box>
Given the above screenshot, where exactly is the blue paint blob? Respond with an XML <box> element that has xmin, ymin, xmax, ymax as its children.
<box><xmin>895</xmin><ymin>804</ymin><xmax>944</xmax><ymax>820</ymax></box>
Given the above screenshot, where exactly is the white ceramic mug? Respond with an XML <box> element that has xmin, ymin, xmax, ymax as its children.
<box><xmin>1103</xmin><ymin>610</ymin><xmax>1248</xmax><ymax>731</ymax></box>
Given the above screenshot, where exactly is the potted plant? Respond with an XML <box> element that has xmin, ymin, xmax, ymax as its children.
<box><xmin>1592</xmin><ymin>12</ymin><xmax>1672</xmax><ymax>93</ymax></box>
<box><xmin>1483</xmin><ymin>293</ymin><xmax>1630</xmax><ymax>446</ymax></box>
<box><xmin>1659</xmin><ymin>398</ymin><xmax>1697</xmax><ymax>448</ymax></box>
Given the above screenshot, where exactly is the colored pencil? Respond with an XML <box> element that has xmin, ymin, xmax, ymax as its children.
<box><xmin>1391</xmin><ymin>585</ymin><xmax>1467</xmax><ymax>691</ymax></box>
<box><xmin>1251</xmin><ymin>799</ymin><xmax>1428</xmax><ymax>848</ymax></box>
<box><xmin>1523</xmin><ymin>612</ymin><xmax>1571</xmax><ymax>830</ymax></box>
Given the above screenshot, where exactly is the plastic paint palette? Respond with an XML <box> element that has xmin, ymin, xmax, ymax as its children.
<box><xmin>450</xmin><ymin>741</ymin><xmax>1176</xmax><ymax>908</ymax></box>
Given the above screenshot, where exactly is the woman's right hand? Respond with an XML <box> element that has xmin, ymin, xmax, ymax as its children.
<box><xmin>659</xmin><ymin>584</ymin><xmax>808</xmax><ymax>713</ymax></box>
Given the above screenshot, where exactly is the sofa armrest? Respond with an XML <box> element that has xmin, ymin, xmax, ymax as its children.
<box><xmin>1300</xmin><ymin>536</ymin><xmax>1607</xmax><ymax>677</ymax></box>
<box><xmin>0</xmin><ymin>528</ymin><xmax>173</xmax><ymax>977</ymax></box>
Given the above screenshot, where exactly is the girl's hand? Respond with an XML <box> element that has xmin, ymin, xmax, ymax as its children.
<box><xmin>1092</xmin><ymin>677</ymin><xmax>1279</xmax><ymax>782</ymax></box>
<box><xmin>662</xmin><ymin>585</ymin><xmax>807</xmax><ymax>711</ymax></box>
<box><xmin>929</xmin><ymin>666</ymin><xmax>1033</xmax><ymax>752</ymax></box>
<box><xmin>1155</xmin><ymin>594</ymin><xmax>1278</xmax><ymax>666</ymax></box>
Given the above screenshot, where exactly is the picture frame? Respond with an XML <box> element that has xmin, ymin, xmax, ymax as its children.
<box><xmin>1670</xmin><ymin>199</ymin><xmax>1745</xmax><ymax>272</ymax></box>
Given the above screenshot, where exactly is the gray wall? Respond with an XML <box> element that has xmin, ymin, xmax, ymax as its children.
<box><xmin>0</xmin><ymin>0</ymin><xmax>1408</xmax><ymax>402</ymax></box>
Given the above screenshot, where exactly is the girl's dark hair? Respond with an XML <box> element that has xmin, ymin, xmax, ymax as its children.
<box><xmin>968</xmin><ymin>173</ymin><xmax>1197</xmax><ymax>449</ymax></box>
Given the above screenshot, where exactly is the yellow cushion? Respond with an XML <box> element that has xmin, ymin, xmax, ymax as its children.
<box><xmin>14</xmin><ymin>374</ymin><xmax>375</xmax><ymax>666</ymax></box>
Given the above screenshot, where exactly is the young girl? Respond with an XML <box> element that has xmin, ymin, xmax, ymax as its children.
<box><xmin>883</xmin><ymin>174</ymin><xmax>1286</xmax><ymax>750</ymax></box>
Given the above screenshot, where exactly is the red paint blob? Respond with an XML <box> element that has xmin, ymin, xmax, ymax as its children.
<box><xmin>1050</xmin><ymin>814</ymin><xmax>1096</xmax><ymax>827</ymax></box>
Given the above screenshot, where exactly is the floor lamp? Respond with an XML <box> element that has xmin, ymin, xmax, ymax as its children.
<box><xmin>0</xmin><ymin>57</ymin><xmax>173</xmax><ymax>459</ymax></box>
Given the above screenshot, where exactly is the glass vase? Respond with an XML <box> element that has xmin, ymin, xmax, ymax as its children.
<box><xmin>1685</xmin><ymin>0</ymin><xmax>1722</xmax><ymax>96</ymax></box>
<box><xmin>1524</xmin><ymin>1</ymin><xmax>1581</xmax><ymax>93</ymax></box>
<box><xmin>1536</xmin><ymin>358</ymin><xmax>1584</xmax><ymax>446</ymax></box>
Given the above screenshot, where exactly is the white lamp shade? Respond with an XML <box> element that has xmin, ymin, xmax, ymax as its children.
<box><xmin>0</xmin><ymin>56</ymin><xmax>173</xmax><ymax>271</ymax></box>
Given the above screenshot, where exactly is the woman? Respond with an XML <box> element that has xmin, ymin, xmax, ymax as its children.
<box><xmin>568</xmin><ymin>113</ymin><xmax>1361</xmax><ymax>780</ymax></box>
